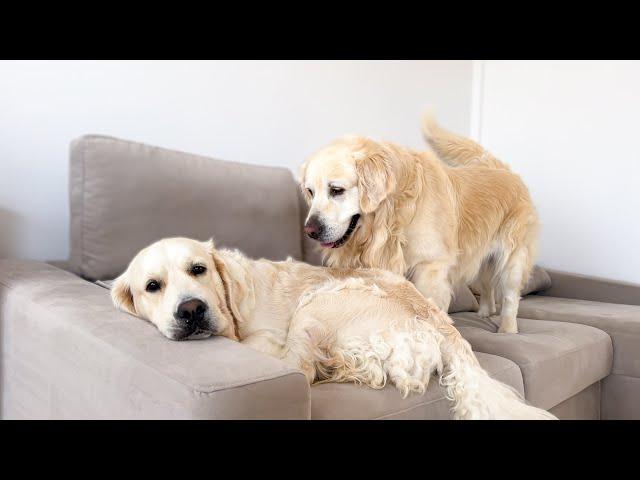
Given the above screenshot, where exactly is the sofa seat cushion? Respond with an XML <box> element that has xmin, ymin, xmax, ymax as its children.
<box><xmin>450</xmin><ymin>312</ymin><xmax>612</xmax><ymax>410</ymax></box>
<box><xmin>310</xmin><ymin>352</ymin><xmax>523</xmax><ymax>419</ymax></box>
<box><xmin>519</xmin><ymin>295</ymin><xmax>640</xmax><ymax>378</ymax></box>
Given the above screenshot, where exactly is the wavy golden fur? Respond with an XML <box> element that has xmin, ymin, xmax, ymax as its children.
<box><xmin>113</xmin><ymin>237</ymin><xmax>554</xmax><ymax>419</ymax></box>
<box><xmin>300</xmin><ymin>114</ymin><xmax>539</xmax><ymax>333</ymax></box>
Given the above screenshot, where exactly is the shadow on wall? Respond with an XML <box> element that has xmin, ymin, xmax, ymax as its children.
<box><xmin>0</xmin><ymin>207</ymin><xmax>22</xmax><ymax>259</ymax></box>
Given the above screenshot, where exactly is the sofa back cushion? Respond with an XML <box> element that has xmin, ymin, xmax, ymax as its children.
<box><xmin>449</xmin><ymin>283</ymin><xmax>480</xmax><ymax>313</ymax></box>
<box><xmin>522</xmin><ymin>265</ymin><xmax>552</xmax><ymax>296</ymax></box>
<box><xmin>69</xmin><ymin>135</ymin><xmax>303</xmax><ymax>280</ymax></box>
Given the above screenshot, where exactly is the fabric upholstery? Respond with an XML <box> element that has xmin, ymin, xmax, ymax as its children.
<box><xmin>542</xmin><ymin>269</ymin><xmax>640</xmax><ymax>306</ymax></box>
<box><xmin>0</xmin><ymin>260</ymin><xmax>310</xmax><ymax>419</ymax></box>
<box><xmin>449</xmin><ymin>283</ymin><xmax>480</xmax><ymax>314</ymax></box>
<box><xmin>521</xmin><ymin>265</ymin><xmax>552</xmax><ymax>296</ymax></box>
<box><xmin>601</xmin><ymin>374</ymin><xmax>640</xmax><ymax>419</ymax></box>
<box><xmin>310</xmin><ymin>352</ymin><xmax>524</xmax><ymax>419</ymax></box>
<box><xmin>518</xmin><ymin>295</ymin><xmax>640</xmax><ymax>378</ymax></box>
<box><xmin>451</xmin><ymin>312</ymin><xmax>612</xmax><ymax>410</ymax></box>
<box><xmin>68</xmin><ymin>135</ymin><xmax>303</xmax><ymax>281</ymax></box>
<box><xmin>548</xmin><ymin>382</ymin><xmax>601</xmax><ymax>420</ymax></box>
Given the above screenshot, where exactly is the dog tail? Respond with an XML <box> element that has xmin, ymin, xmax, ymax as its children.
<box><xmin>421</xmin><ymin>110</ymin><xmax>510</xmax><ymax>170</ymax></box>
<box><xmin>436</xmin><ymin>320</ymin><xmax>556</xmax><ymax>420</ymax></box>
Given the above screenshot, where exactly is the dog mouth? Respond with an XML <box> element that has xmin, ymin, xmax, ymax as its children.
<box><xmin>169</xmin><ymin>320</ymin><xmax>215</xmax><ymax>341</ymax></box>
<box><xmin>186</xmin><ymin>328</ymin><xmax>213</xmax><ymax>340</ymax></box>
<box><xmin>171</xmin><ymin>328</ymin><xmax>213</xmax><ymax>341</ymax></box>
<box><xmin>321</xmin><ymin>214</ymin><xmax>361</xmax><ymax>249</ymax></box>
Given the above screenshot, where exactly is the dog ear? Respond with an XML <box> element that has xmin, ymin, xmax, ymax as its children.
<box><xmin>111</xmin><ymin>270</ymin><xmax>137</xmax><ymax>315</ymax></box>
<box><xmin>355</xmin><ymin>146</ymin><xmax>397</xmax><ymax>213</ymax></box>
<box><xmin>202</xmin><ymin>237</ymin><xmax>216</xmax><ymax>254</ymax></box>
<box><xmin>205</xmin><ymin>239</ymin><xmax>242</xmax><ymax>341</ymax></box>
<box><xmin>298</xmin><ymin>159</ymin><xmax>312</xmax><ymax>205</ymax></box>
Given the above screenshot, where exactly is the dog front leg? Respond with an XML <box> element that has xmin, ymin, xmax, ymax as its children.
<box><xmin>242</xmin><ymin>331</ymin><xmax>287</xmax><ymax>357</ymax></box>
<box><xmin>411</xmin><ymin>260</ymin><xmax>453</xmax><ymax>312</ymax></box>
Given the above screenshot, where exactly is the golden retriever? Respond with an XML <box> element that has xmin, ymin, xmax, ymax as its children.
<box><xmin>299</xmin><ymin>114</ymin><xmax>538</xmax><ymax>333</ymax></box>
<box><xmin>111</xmin><ymin>237</ymin><xmax>554</xmax><ymax>419</ymax></box>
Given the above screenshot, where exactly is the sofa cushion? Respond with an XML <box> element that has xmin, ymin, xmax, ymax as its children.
<box><xmin>450</xmin><ymin>312</ymin><xmax>612</xmax><ymax>410</ymax></box>
<box><xmin>522</xmin><ymin>265</ymin><xmax>552</xmax><ymax>295</ymax></box>
<box><xmin>448</xmin><ymin>283</ymin><xmax>479</xmax><ymax>314</ymax></box>
<box><xmin>518</xmin><ymin>295</ymin><xmax>640</xmax><ymax>378</ymax></box>
<box><xmin>547</xmin><ymin>382</ymin><xmax>601</xmax><ymax>420</ymax></box>
<box><xmin>69</xmin><ymin>135</ymin><xmax>303</xmax><ymax>281</ymax></box>
<box><xmin>310</xmin><ymin>352</ymin><xmax>523</xmax><ymax>419</ymax></box>
<box><xmin>601</xmin><ymin>374</ymin><xmax>640</xmax><ymax>419</ymax></box>
<box><xmin>0</xmin><ymin>260</ymin><xmax>310</xmax><ymax>419</ymax></box>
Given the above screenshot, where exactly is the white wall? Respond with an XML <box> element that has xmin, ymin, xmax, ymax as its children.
<box><xmin>475</xmin><ymin>60</ymin><xmax>640</xmax><ymax>283</ymax></box>
<box><xmin>0</xmin><ymin>60</ymin><xmax>473</xmax><ymax>261</ymax></box>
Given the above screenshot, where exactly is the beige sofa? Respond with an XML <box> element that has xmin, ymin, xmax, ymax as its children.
<box><xmin>1</xmin><ymin>135</ymin><xmax>638</xmax><ymax>419</ymax></box>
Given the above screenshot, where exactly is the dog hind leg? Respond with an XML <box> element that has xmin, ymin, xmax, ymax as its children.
<box><xmin>495</xmin><ymin>246</ymin><xmax>531</xmax><ymax>334</ymax></box>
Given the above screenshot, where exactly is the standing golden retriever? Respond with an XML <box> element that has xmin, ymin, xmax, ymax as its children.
<box><xmin>300</xmin><ymin>114</ymin><xmax>538</xmax><ymax>333</ymax></box>
<box><xmin>111</xmin><ymin>237</ymin><xmax>554</xmax><ymax>419</ymax></box>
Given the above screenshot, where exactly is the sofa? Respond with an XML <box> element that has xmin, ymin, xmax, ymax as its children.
<box><xmin>1</xmin><ymin>134</ymin><xmax>639</xmax><ymax>419</ymax></box>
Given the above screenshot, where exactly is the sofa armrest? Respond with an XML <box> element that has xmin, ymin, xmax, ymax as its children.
<box><xmin>0</xmin><ymin>260</ymin><xmax>310</xmax><ymax>419</ymax></box>
<box><xmin>539</xmin><ymin>269</ymin><xmax>640</xmax><ymax>306</ymax></box>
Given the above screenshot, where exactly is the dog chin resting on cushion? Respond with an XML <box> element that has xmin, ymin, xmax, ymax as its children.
<box><xmin>111</xmin><ymin>237</ymin><xmax>555</xmax><ymax>420</ymax></box>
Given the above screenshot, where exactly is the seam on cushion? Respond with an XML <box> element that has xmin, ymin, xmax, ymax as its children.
<box><xmin>468</xmin><ymin>333</ymin><xmax>612</xmax><ymax>403</ymax></box>
<box><xmin>374</xmin><ymin>396</ymin><xmax>450</xmax><ymax>420</ymax></box>
<box><xmin>459</xmin><ymin>317</ymin><xmax>612</xmax><ymax>370</ymax></box>
<box><xmin>471</xmin><ymin>334</ymin><xmax>611</xmax><ymax>370</ymax></box>
<box><xmin>81</xmin><ymin>134</ymin><xmax>291</xmax><ymax>175</ymax></box>
<box><xmin>518</xmin><ymin>310</ymin><xmax>640</xmax><ymax>337</ymax></box>
<box><xmin>606</xmin><ymin>373</ymin><xmax>640</xmax><ymax>382</ymax></box>
<box><xmin>0</xmin><ymin>280</ymin><xmax>307</xmax><ymax>397</ymax></box>
<box><xmin>522</xmin><ymin>296</ymin><xmax>639</xmax><ymax>311</ymax></box>
<box><xmin>372</xmin><ymin>362</ymin><xmax>522</xmax><ymax>420</ymax></box>
<box><xmin>193</xmin><ymin>371</ymin><xmax>309</xmax><ymax>396</ymax></box>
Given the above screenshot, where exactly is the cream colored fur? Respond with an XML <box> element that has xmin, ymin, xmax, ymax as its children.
<box><xmin>300</xmin><ymin>113</ymin><xmax>539</xmax><ymax>333</ymax></box>
<box><xmin>112</xmin><ymin>237</ymin><xmax>555</xmax><ymax>419</ymax></box>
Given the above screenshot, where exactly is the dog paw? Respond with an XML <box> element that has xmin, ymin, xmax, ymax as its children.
<box><xmin>497</xmin><ymin>321</ymin><xmax>518</xmax><ymax>334</ymax></box>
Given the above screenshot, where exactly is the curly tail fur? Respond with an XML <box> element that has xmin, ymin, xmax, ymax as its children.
<box><xmin>421</xmin><ymin>110</ymin><xmax>510</xmax><ymax>171</ymax></box>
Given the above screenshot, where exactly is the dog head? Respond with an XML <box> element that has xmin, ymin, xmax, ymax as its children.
<box><xmin>300</xmin><ymin>136</ymin><xmax>396</xmax><ymax>249</ymax></box>
<box><xmin>111</xmin><ymin>237</ymin><xmax>239</xmax><ymax>341</ymax></box>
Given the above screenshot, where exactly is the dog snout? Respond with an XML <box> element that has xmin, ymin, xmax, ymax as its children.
<box><xmin>304</xmin><ymin>215</ymin><xmax>325</xmax><ymax>240</ymax></box>
<box><xmin>175</xmin><ymin>298</ymin><xmax>208</xmax><ymax>325</ymax></box>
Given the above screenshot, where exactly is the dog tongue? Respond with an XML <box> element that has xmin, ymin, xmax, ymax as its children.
<box><xmin>321</xmin><ymin>242</ymin><xmax>336</xmax><ymax>248</ymax></box>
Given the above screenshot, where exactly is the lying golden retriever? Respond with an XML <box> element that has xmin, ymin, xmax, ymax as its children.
<box><xmin>111</xmin><ymin>237</ymin><xmax>554</xmax><ymax>419</ymax></box>
<box><xmin>300</xmin><ymin>113</ymin><xmax>539</xmax><ymax>333</ymax></box>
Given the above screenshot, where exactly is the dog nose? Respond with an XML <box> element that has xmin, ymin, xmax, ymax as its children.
<box><xmin>304</xmin><ymin>216</ymin><xmax>324</xmax><ymax>240</ymax></box>
<box><xmin>175</xmin><ymin>298</ymin><xmax>207</xmax><ymax>324</ymax></box>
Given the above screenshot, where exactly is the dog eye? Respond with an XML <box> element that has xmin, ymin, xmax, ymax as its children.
<box><xmin>306</xmin><ymin>188</ymin><xmax>314</xmax><ymax>198</ymax></box>
<box><xmin>329</xmin><ymin>187</ymin><xmax>345</xmax><ymax>197</ymax></box>
<box><xmin>191</xmin><ymin>265</ymin><xmax>207</xmax><ymax>276</ymax></box>
<box><xmin>146</xmin><ymin>280</ymin><xmax>161</xmax><ymax>293</ymax></box>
